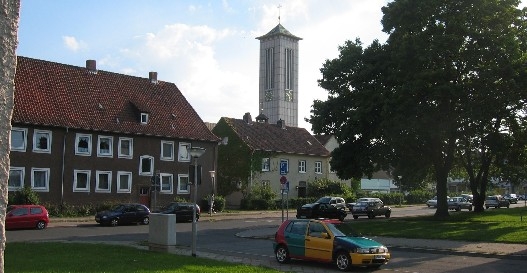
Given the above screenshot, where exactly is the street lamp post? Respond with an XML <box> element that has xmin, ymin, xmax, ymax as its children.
<box><xmin>209</xmin><ymin>170</ymin><xmax>215</xmax><ymax>215</ymax></box>
<box><xmin>188</xmin><ymin>146</ymin><xmax>206</xmax><ymax>257</ymax></box>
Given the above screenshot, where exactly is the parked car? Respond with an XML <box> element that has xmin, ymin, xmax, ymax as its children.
<box><xmin>447</xmin><ymin>197</ymin><xmax>473</xmax><ymax>211</ymax></box>
<box><xmin>426</xmin><ymin>196</ymin><xmax>450</xmax><ymax>208</ymax></box>
<box><xmin>296</xmin><ymin>202</ymin><xmax>347</xmax><ymax>221</ymax></box>
<box><xmin>154</xmin><ymin>202</ymin><xmax>200</xmax><ymax>222</ymax></box>
<box><xmin>460</xmin><ymin>194</ymin><xmax>474</xmax><ymax>203</ymax></box>
<box><xmin>351</xmin><ymin>199</ymin><xmax>391</xmax><ymax>219</ymax></box>
<box><xmin>273</xmin><ymin>218</ymin><xmax>391</xmax><ymax>271</ymax></box>
<box><xmin>485</xmin><ymin>195</ymin><xmax>510</xmax><ymax>209</ymax></box>
<box><xmin>346</xmin><ymin>197</ymin><xmax>382</xmax><ymax>211</ymax></box>
<box><xmin>314</xmin><ymin>196</ymin><xmax>347</xmax><ymax>209</ymax></box>
<box><xmin>503</xmin><ymin>194</ymin><xmax>518</xmax><ymax>204</ymax></box>
<box><xmin>6</xmin><ymin>204</ymin><xmax>49</xmax><ymax>230</ymax></box>
<box><xmin>95</xmin><ymin>203</ymin><xmax>150</xmax><ymax>226</ymax></box>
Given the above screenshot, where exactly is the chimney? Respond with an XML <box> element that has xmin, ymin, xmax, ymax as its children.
<box><xmin>243</xmin><ymin>112</ymin><xmax>252</xmax><ymax>124</ymax></box>
<box><xmin>86</xmin><ymin>60</ymin><xmax>97</xmax><ymax>74</ymax></box>
<box><xmin>277</xmin><ymin>119</ymin><xmax>286</xmax><ymax>129</ymax></box>
<box><xmin>149</xmin><ymin>72</ymin><xmax>158</xmax><ymax>84</ymax></box>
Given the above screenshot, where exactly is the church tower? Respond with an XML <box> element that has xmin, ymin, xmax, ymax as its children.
<box><xmin>256</xmin><ymin>24</ymin><xmax>302</xmax><ymax>127</ymax></box>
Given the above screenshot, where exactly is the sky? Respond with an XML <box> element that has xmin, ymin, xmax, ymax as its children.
<box><xmin>16</xmin><ymin>0</ymin><xmax>526</xmax><ymax>132</ymax></box>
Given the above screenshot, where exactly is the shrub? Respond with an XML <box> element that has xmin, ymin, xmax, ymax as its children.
<box><xmin>9</xmin><ymin>186</ymin><xmax>40</xmax><ymax>205</ymax></box>
<box><xmin>307</xmin><ymin>178</ymin><xmax>352</xmax><ymax>198</ymax></box>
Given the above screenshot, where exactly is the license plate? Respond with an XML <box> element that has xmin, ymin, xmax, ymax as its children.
<box><xmin>374</xmin><ymin>255</ymin><xmax>385</xmax><ymax>259</ymax></box>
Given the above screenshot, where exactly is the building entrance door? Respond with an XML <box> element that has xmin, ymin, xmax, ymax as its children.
<box><xmin>139</xmin><ymin>187</ymin><xmax>150</xmax><ymax>208</ymax></box>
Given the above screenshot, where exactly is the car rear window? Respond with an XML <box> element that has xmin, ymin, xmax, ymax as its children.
<box><xmin>286</xmin><ymin>221</ymin><xmax>308</xmax><ymax>235</ymax></box>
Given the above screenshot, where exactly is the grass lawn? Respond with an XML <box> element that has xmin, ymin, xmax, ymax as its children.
<box><xmin>351</xmin><ymin>206</ymin><xmax>527</xmax><ymax>243</ymax></box>
<box><xmin>5</xmin><ymin>242</ymin><xmax>281</xmax><ymax>273</ymax></box>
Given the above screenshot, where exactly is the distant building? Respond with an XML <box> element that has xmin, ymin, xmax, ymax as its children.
<box><xmin>212</xmin><ymin>113</ymin><xmax>331</xmax><ymax>207</ymax></box>
<box><xmin>10</xmin><ymin>56</ymin><xmax>219</xmax><ymax>209</ymax></box>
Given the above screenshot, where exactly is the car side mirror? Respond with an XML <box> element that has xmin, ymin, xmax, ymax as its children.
<box><xmin>321</xmin><ymin>232</ymin><xmax>330</xmax><ymax>239</ymax></box>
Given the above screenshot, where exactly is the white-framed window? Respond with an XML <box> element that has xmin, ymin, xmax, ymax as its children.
<box><xmin>315</xmin><ymin>161</ymin><xmax>322</xmax><ymax>174</ymax></box>
<box><xmin>117</xmin><ymin>171</ymin><xmax>132</xmax><ymax>193</ymax></box>
<box><xmin>97</xmin><ymin>136</ymin><xmax>113</xmax><ymax>157</ymax></box>
<box><xmin>177</xmin><ymin>174</ymin><xmax>190</xmax><ymax>194</ymax></box>
<box><xmin>73</xmin><ymin>170</ymin><xmax>91</xmax><ymax>192</ymax></box>
<box><xmin>118</xmin><ymin>137</ymin><xmax>133</xmax><ymax>159</ymax></box>
<box><xmin>33</xmin><ymin>130</ymin><xmax>51</xmax><ymax>153</ymax></box>
<box><xmin>262</xmin><ymin>158</ymin><xmax>270</xmax><ymax>172</ymax></box>
<box><xmin>11</xmin><ymin>127</ymin><xmax>27</xmax><ymax>152</ymax></box>
<box><xmin>160</xmin><ymin>173</ymin><xmax>173</xmax><ymax>193</ymax></box>
<box><xmin>140</xmin><ymin>113</ymin><xmax>149</xmax><ymax>124</ymax></box>
<box><xmin>75</xmin><ymin>134</ymin><xmax>92</xmax><ymax>156</ymax></box>
<box><xmin>95</xmin><ymin>171</ymin><xmax>112</xmax><ymax>192</ymax></box>
<box><xmin>280</xmin><ymin>159</ymin><xmax>289</xmax><ymax>175</ymax></box>
<box><xmin>178</xmin><ymin>142</ymin><xmax>191</xmax><ymax>162</ymax></box>
<box><xmin>139</xmin><ymin>155</ymin><xmax>154</xmax><ymax>176</ymax></box>
<box><xmin>8</xmin><ymin>167</ymin><xmax>25</xmax><ymax>191</ymax></box>
<box><xmin>298</xmin><ymin>160</ymin><xmax>306</xmax><ymax>173</ymax></box>
<box><xmin>31</xmin><ymin>167</ymin><xmax>49</xmax><ymax>191</ymax></box>
<box><xmin>161</xmin><ymin>140</ymin><xmax>174</xmax><ymax>161</ymax></box>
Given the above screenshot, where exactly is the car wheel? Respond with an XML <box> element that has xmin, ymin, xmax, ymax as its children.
<box><xmin>468</xmin><ymin>206</ymin><xmax>473</xmax><ymax>211</ymax></box>
<box><xmin>275</xmin><ymin>245</ymin><xmax>290</xmax><ymax>264</ymax></box>
<box><xmin>506</xmin><ymin>204</ymin><xmax>510</xmax><ymax>208</ymax></box>
<box><xmin>456</xmin><ymin>206</ymin><xmax>461</xmax><ymax>212</ymax></box>
<box><xmin>339</xmin><ymin>215</ymin><xmax>345</xmax><ymax>221</ymax></box>
<box><xmin>367</xmin><ymin>213</ymin><xmax>375</xmax><ymax>219</ymax></box>
<box><xmin>335</xmin><ymin>251</ymin><xmax>352</xmax><ymax>271</ymax></box>
<box><xmin>110</xmin><ymin>218</ymin><xmax>119</xmax><ymax>227</ymax></box>
<box><xmin>385</xmin><ymin>211</ymin><xmax>391</xmax><ymax>218</ymax></box>
<box><xmin>141</xmin><ymin>216</ymin><xmax>150</xmax><ymax>225</ymax></box>
<box><xmin>486</xmin><ymin>206</ymin><xmax>489</xmax><ymax>209</ymax></box>
<box><xmin>353</xmin><ymin>215</ymin><xmax>359</xmax><ymax>219</ymax></box>
<box><xmin>36</xmin><ymin>221</ymin><xmax>47</xmax><ymax>230</ymax></box>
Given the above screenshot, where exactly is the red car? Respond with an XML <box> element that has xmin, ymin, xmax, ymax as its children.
<box><xmin>6</xmin><ymin>204</ymin><xmax>49</xmax><ymax>230</ymax></box>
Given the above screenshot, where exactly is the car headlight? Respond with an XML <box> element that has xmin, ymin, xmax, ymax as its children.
<box><xmin>356</xmin><ymin>247</ymin><xmax>389</xmax><ymax>254</ymax></box>
<box><xmin>101</xmin><ymin>216</ymin><xmax>107</xmax><ymax>219</ymax></box>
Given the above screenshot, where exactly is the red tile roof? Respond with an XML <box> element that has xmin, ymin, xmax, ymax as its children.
<box><xmin>222</xmin><ymin>117</ymin><xmax>330</xmax><ymax>156</ymax></box>
<box><xmin>13</xmin><ymin>56</ymin><xmax>219</xmax><ymax>142</ymax></box>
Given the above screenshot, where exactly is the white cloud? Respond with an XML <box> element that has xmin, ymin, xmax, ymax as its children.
<box><xmin>62</xmin><ymin>36</ymin><xmax>86</xmax><ymax>52</ymax></box>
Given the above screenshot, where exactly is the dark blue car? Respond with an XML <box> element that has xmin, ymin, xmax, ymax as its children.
<box><xmin>95</xmin><ymin>203</ymin><xmax>150</xmax><ymax>226</ymax></box>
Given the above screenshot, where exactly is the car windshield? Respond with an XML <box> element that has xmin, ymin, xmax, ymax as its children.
<box><xmin>315</xmin><ymin>197</ymin><xmax>331</xmax><ymax>203</ymax></box>
<box><xmin>328</xmin><ymin>222</ymin><xmax>362</xmax><ymax>237</ymax></box>
<box><xmin>354</xmin><ymin>202</ymin><xmax>369</xmax><ymax>207</ymax></box>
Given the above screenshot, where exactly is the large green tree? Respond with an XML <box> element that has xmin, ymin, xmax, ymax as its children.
<box><xmin>309</xmin><ymin>0</ymin><xmax>527</xmax><ymax>217</ymax></box>
<box><xmin>1</xmin><ymin>0</ymin><xmax>20</xmax><ymax>271</ymax></box>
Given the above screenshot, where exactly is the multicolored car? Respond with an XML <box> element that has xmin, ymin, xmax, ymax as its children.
<box><xmin>273</xmin><ymin>219</ymin><xmax>390</xmax><ymax>271</ymax></box>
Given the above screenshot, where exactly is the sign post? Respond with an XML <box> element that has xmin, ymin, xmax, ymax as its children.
<box><xmin>280</xmin><ymin>176</ymin><xmax>289</xmax><ymax>222</ymax></box>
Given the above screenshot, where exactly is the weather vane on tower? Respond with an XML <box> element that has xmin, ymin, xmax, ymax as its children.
<box><xmin>278</xmin><ymin>4</ymin><xmax>282</xmax><ymax>24</ymax></box>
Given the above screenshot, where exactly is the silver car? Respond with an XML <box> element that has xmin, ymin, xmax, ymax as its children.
<box><xmin>447</xmin><ymin>197</ymin><xmax>473</xmax><ymax>211</ymax></box>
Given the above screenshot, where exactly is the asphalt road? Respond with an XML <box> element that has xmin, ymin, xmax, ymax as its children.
<box><xmin>7</xmin><ymin>204</ymin><xmax>527</xmax><ymax>273</ymax></box>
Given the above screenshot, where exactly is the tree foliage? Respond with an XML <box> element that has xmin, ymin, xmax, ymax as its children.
<box><xmin>309</xmin><ymin>0</ymin><xmax>527</xmax><ymax>217</ymax></box>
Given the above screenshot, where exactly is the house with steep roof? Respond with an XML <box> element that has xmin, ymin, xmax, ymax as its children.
<box><xmin>9</xmin><ymin>56</ymin><xmax>219</xmax><ymax>209</ymax></box>
<box><xmin>212</xmin><ymin>113</ymin><xmax>333</xmax><ymax>207</ymax></box>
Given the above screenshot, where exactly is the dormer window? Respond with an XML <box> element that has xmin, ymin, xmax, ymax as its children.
<box><xmin>140</xmin><ymin>113</ymin><xmax>149</xmax><ymax>124</ymax></box>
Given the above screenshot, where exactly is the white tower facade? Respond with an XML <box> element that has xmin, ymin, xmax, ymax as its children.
<box><xmin>256</xmin><ymin>24</ymin><xmax>302</xmax><ymax>127</ymax></box>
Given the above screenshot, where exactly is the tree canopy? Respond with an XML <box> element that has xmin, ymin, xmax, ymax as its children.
<box><xmin>309</xmin><ymin>0</ymin><xmax>527</xmax><ymax>217</ymax></box>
